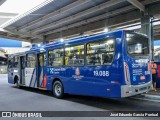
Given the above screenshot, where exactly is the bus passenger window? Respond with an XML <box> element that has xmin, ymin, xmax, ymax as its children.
<box><xmin>48</xmin><ymin>48</ymin><xmax>63</xmax><ymax>66</ymax></box>
<box><xmin>44</xmin><ymin>54</ymin><xmax>46</xmax><ymax>66</ymax></box>
<box><xmin>87</xmin><ymin>38</ymin><xmax>115</xmax><ymax>65</ymax></box>
<box><xmin>26</xmin><ymin>54</ymin><xmax>36</xmax><ymax>68</ymax></box>
<box><xmin>65</xmin><ymin>45</ymin><xmax>84</xmax><ymax>66</ymax></box>
<box><xmin>13</xmin><ymin>56</ymin><xmax>19</xmax><ymax>68</ymax></box>
<box><xmin>8</xmin><ymin>58</ymin><xmax>13</xmax><ymax>68</ymax></box>
<box><xmin>39</xmin><ymin>55</ymin><xmax>43</xmax><ymax>66</ymax></box>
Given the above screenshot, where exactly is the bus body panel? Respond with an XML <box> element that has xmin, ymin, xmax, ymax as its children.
<box><xmin>8</xmin><ymin>68</ymin><xmax>14</xmax><ymax>84</ymax></box>
<box><xmin>25</xmin><ymin>68</ymin><xmax>36</xmax><ymax>87</ymax></box>
<box><xmin>8</xmin><ymin>68</ymin><xmax>18</xmax><ymax>84</ymax></box>
<box><xmin>46</xmin><ymin>67</ymin><xmax>122</xmax><ymax>98</ymax></box>
<box><xmin>46</xmin><ymin>66</ymin><xmax>67</xmax><ymax>91</ymax></box>
<box><xmin>125</xmin><ymin>58</ymin><xmax>151</xmax><ymax>85</ymax></box>
<box><xmin>8</xmin><ymin>67</ymin><xmax>20</xmax><ymax>84</ymax></box>
<box><xmin>38</xmin><ymin>66</ymin><xmax>44</xmax><ymax>87</ymax></box>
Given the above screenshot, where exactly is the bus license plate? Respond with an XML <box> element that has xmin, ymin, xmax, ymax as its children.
<box><xmin>140</xmin><ymin>76</ymin><xmax>145</xmax><ymax>80</ymax></box>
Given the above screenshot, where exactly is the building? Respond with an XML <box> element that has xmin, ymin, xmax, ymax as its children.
<box><xmin>0</xmin><ymin>48</ymin><xmax>7</xmax><ymax>73</ymax></box>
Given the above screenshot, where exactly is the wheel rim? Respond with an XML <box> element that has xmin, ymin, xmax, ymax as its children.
<box><xmin>55</xmin><ymin>83</ymin><xmax>62</xmax><ymax>96</ymax></box>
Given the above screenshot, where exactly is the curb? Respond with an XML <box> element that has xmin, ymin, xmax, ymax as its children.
<box><xmin>130</xmin><ymin>94</ymin><xmax>160</xmax><ymax>102</ymax></box>
<box><xmin>142</xmin><ymin>94</ymin><xmax>160</xmax><ymax>100</ymax></box>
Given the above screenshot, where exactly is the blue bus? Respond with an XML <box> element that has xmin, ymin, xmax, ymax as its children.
<box><xmin>8</xmin><ymin>30</ymin><xmax>152</xmax><ymax>98</ymax></box>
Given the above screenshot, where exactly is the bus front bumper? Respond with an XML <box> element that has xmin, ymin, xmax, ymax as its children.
<box><xmin>121</xmin><ymin>81</ymin><xmax>152</xmax><ymax>98</ymax></box>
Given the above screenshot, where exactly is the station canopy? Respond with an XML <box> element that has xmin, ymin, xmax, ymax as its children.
<box><xmin>0</xmin><ymin>0</ymin><xmax>160</xmax><ymax>43</ymax></box>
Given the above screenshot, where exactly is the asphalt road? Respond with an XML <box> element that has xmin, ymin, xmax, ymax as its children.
<box><xmin>0</xmin><ymin>74</ymin><xmax>160</xmax><ymax>120</ymax></box>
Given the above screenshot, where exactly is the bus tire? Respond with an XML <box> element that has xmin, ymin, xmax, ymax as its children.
<box><xmin>53</xmin><ymin>81</ymin><xmax>64</xmax><ymax>99</ymax></box>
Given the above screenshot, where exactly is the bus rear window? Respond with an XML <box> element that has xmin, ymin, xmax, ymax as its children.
<box><xmin>126</xmin><ymin>32</ymin><xmax>149</xmax><ymax>58</ymax></box>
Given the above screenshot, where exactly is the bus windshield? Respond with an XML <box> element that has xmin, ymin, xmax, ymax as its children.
<box><xmin>126</xmin><ymin>32</ymin><xmax>149</xmax><ymax>58</ymax></box>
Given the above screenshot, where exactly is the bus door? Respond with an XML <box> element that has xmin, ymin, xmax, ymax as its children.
<box><xmin>37</xmin><ymin>53</ymin><xmax>46</xmax><ymax>88</ymax></box>
<box><xmin>25</xmin><ymin>53</ymin><xmax>36</xmax><ymax>87</ymax></box>
<box><xmin>20</xmin><ymin>56</ymin><xmax>25</xmax><ymax>85</ymax></box>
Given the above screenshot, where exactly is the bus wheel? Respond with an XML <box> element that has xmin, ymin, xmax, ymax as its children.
<box><xmin>53</xmin><ymin>81</ymin><xmax>64</xmax><ymax>98</ymax></box>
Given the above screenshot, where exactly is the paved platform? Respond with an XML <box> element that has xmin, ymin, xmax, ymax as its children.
<box><xmin>1</xmin><ymin>74</ymin><xmax>160</xmax><ymax>120</ymax></box>
<box><xmin>146</xmin><ymin>88</ymin><xmax>160</xmax><ymax>96</ymax></box>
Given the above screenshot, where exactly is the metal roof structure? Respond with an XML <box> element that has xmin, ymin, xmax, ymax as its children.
<box><xmin>0</xmin><ymin>0</ymin><xmax>160</xmax><ymax>43</ymax></box>
<box><xmin>0</xmin><ymin>12</ymin><xmax>17</xmax><ymax>25</ymax></box>
<box><xmin>0</xmin><ymin>0</ymin><xmax>6</xmax><ymax>6</ymax></box>
<box><xmin>0</xmin><ymin>0</ymin><xmax>17</xmax><ymax>25</ymax></box>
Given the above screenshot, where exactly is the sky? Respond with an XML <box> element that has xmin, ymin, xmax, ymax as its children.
<box><xmin>0</xmin><ymin>38</ymin><xmax>22</xmax><ymax>47</ymax></box>
<box><xmin>0</xmin><ymin>0</ymin><xmax>47</xmax><ymax>14</ymax></box>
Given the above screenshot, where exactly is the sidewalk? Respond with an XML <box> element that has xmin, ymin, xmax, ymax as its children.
<box><xmin>137</xmin><ymin>88</ymin><xmax>160</xmax><ymax>101</ymax></box>
<box><xmin>131</xmin><ymin>88</ymin><xmax>160</xmax><ymax>102</ymax></box>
